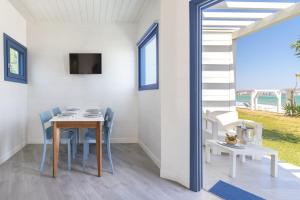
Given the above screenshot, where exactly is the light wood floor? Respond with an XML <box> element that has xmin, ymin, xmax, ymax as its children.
<box><xmin>0</xmin><ymin>144</ymin><xmax>219</xmax><ymax>200</ymax></box>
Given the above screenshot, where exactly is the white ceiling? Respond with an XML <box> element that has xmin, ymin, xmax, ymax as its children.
<box><xmin>9</xmin><ymin>0</ymin><xmax>151</xmax><ymax>24</ymax></box>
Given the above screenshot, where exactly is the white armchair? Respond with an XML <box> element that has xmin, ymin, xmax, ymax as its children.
<box><xmin>203</xmin><ymin>111</ymin><xmax>263</xmax><ymax>147</ymax></box>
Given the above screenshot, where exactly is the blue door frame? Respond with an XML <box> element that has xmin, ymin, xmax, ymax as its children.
<box><xmin>189</xmin><ymin>0</ymin><xmax>224</xmax><ymax>192</ymax></box>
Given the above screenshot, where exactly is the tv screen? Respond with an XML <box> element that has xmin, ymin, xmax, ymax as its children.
<box><xmin>69</xmin><ymin>53</ymin><xmax>102</xmax><ymax>74</ymax></box>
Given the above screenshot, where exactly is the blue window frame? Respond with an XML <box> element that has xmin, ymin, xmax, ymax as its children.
<box><xmin>137</xmin><ymin>23</ymin><xmax>159</xmax><ymax>90</ymax></box>
<box><xmin>3</xmin><ymin>33</ymin><xmax>27</xmax><ymax>84</ymax></box>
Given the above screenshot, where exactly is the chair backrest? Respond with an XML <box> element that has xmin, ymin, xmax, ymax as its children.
<box><xmin>40</xmin><ymin>111</ymin><xmax>52</xmax><ymax>124</ymax></box>
<box><xmin>206</xmin><ymin>110</ymin><xmax>228</xmax><ymax>118</ymax></box>
<box><xmin>104</xmin><ymin>108</ymin><xmax>114</xmax><ymax>136</ymax></box>
<box><xmin>39</xmin><ymin>111</ymin><xmax>53</xmax><ymax>140</ymax></box>
<box><xmin>52</xmin><ymin>107</ymin><xmax>62</xmax><ymax>116</ymax></box>
<box><xmin>215</xmin><ymin>111</ymin><xmax>239</xmax><ymax>127</ymax></box>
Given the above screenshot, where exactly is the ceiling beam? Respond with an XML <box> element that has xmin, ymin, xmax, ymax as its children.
<box><xmin>203</xmin><ymin>29</ymin><xmax>237</xmax><ymax>33</ymax></box>
<box><xmin>211</xmin><ymin>1</ymin><xmax>294</xmax><ymax>10</ymax></box>
<box><xmin>203</xmin><ymin>20</ymin><xmax>255</xmax><ymax>27</ymax></box>
<box><xmin>233</xmin><ymin>2</ymin><xmax>300</xmax><ymax>39</ymax></box>
<box><xmin>203</xmin><ymin>26</ymin><xmax>240</xmax><ymax>30</ymax></box>
<box><xmin>203</xmin><ymin>12</ymin><xmax>273</xmax><ymax>19</ymax></box>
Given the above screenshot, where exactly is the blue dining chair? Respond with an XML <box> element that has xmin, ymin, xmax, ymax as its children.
<box><xmin>39</xmin><ymin>111</ymin><xmax>75</xmax><ymax>173</ymax></box>
<box><xmin>52</xmin><ymin>107</ymin><xmax>79</xmax><ymax>158</ymax></box>
<box><xmin>83</xmin><ymin>108</ymin><xmax>115</xmax><ymax>174</ymax></box>
<box><xmin>52</xmin><ymin>107</ymin><xmax>62</xmax><ymax>117</ymax></box>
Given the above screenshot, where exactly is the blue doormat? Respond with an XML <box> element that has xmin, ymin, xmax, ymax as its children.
<box><xmin>209</xmin><ymin>181</ymin><xmax>265</xmax><ymax>200</ymax></box>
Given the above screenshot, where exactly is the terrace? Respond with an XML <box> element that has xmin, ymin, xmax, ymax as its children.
<box><xmin>202</xmin><ymin>0</ymin><xmax>300</xmax><ymax>199</ymax></box>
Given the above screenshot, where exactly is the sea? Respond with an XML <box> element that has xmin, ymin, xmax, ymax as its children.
<box><xmin>236</xmin><ymin>95</ymin><xmax>300</xmax><ymax>106</ymax></box>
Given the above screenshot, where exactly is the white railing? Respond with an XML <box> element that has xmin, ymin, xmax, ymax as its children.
<box><xmin>236</xmin><ymin>89</ymin><xmax>290</xmax><ymax>113</ymax></box>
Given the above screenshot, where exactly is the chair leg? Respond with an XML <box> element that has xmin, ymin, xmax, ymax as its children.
<box><xmin>106</xmin><ymin>141</ymin><xmax>114</xmax><ymax>174</ymax></box>
<box><xmin>49</xmin><ymin>144</ymin><xmax>53</xmax><ymax>160</ymax></box>
<box><xmin>67</xmin><ymin>140</ymin><xmax>71</xmax><ymax>171</ymax></box>
<box><xmin>40</xmin><ymin>143</ymin><xmax>47</xmax><ymax>174</ymax></box>
<box><xmin>74</xmin><ymin>129</ymin><xmax>79</xmax><ymax>155</ymax></box>
<box><xmin>83</xmin><ymin>141</ymin><xmax>89</xmax><ymax>167</ymax></box>
<box><xmin>72</xmin><ymin>137</ymin><xmax>76</xmax><ymax>159</ymax></box>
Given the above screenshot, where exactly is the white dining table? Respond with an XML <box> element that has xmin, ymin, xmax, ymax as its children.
<box><xmin>50</xmin><ymin>109</ymin><xmax>104</xmax><ymax>177</ymax></box>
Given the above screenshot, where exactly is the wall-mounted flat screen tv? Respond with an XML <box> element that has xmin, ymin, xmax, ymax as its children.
<box><xmin>69</xmin><ymin>53</ymin><xmax>102</xmax><ymax>74</ymax></box>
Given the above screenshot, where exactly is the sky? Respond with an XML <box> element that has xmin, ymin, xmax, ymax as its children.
<box><xmin>236</xmin><ymin>16</ymin><xmax>300</xmax><ymax>90</ymax></box>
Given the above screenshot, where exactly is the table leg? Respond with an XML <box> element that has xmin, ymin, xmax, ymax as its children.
<box><xmin>230</xmin><ymin>153</ymin><xmax>236</xmax><ymax>178</ymax></box>
<box><xmin>53</xmin><ymin>122</ymin><xmax>60</xmax><ymax>177</ymax></box>
<box><xmin>271</xmin><ymin>154</ymin><xmax>278</xmax><ymax>177</ymax></box>
<box><xmin>241</xmin><ymin>154</ymin><xmax>246</xmax><ymax>163</ymax></box>
<box><xmin>95</xmin><ymin>121</ymin><xmax>102</xmax><ymax>177</ymax></box>
<box><xmin>206</xmin><ymin>144</ymin><xmax>211</xmax><ymax>163</ymax></box>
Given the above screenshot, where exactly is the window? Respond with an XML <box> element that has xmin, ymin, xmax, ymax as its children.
<box><xmin>138</xmin><ymin>23</ymin><xmax>159</xmax><ymax>90</ymax></box>
<box><xmin>3</xmin><ymin>33</ymin><xmax>27</xmax><ymax>84</ymax></box>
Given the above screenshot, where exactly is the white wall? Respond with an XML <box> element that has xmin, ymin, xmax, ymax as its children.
<box><xmin>0</xmin><ymin>0</ymin><xmax>27</xmax><ymax>164</ymax></box>
<box><xmin>160</xmin><ymin>0</ymin><xmax>190</xmax><ymax>188</ymax></box>
<box><xmin>159</xmin><ymin>2</ymin><xmax>237</xmax><ymax>188</ymax></box>
<box><xmin>137</xmin><ymin>0</ymin><xmax>161</xmax><ymax>168</ymax></box>
<box><xmin>26</xmin><ymin>23</ymin><xmax>138</xmax><ymax>144</ymax></box>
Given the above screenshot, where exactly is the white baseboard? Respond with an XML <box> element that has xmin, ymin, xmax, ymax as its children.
<box><xmin>0</xmin><ymin>142</ymin><xmax>26</xmax><ymax>165</ymax></box>
<box><xmin>27</xmin><ymin>137</ymin><xmax>138</xmax><ymax>144</ymax></box>
<box><xmin>139</xmin><ymin>141</ymin><xmax>161</xmax><ymax>168</ymax></box>
<box><xmin>111</xmin><ymin>138</ymin><xmax>138</xmax><ymax>143</ymax></box>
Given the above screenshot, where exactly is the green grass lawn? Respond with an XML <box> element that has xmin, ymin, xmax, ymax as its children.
<box><xmin>238</xmin><ymin>108</ymin><xmax>300</xmax><ymax>166</ymax></box>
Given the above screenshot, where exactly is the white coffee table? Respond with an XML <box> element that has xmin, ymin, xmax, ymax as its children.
<box><xmin>205</xmin><ymin>139</ymin><xmax>278</xmax><ymax>178</ymax></box>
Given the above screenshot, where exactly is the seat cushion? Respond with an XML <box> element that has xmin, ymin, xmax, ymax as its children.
<box><xmin>46</xmin><ymin>127</ymin><xmax>74</xmax><ymax>140</ymax></box>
